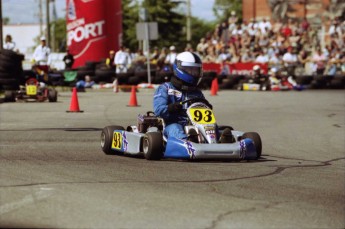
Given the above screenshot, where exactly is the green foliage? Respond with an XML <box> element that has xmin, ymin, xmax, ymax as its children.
<box><xmin>49</xmin><ymin>1</ymin><xmax>218</xmax><ymax>53</ymax></box>
<box><xmin>190</xmin><ymin>18</ymin><xmax>215</xmax><ymax>49</ymax></box>
<box><xmin>51</xmin><ymin>18</ymin><xmax>67</xmax><ymax>51</ymax></box>
<box><xmin>3</xmin><ymin>17</ymin><xmax>10</xmax><ymax>25</ymax></box>
<box><xmin>122</xmin><ymin>0</ymin><xmax>216</xmax><ymax>52</ymax></box>
<box><xmin>213</xmin><ymin>0</ymin><xmax>242</xmax><ymax>23</ymax></box>
<box><xmin>122</xmin><ymin>0</ymin><xmax>140</xmax><ymax>51</ymax></box>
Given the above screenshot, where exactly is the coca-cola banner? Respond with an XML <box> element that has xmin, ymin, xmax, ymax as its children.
<box><xmin>66</xmin><ymin>0</ymin><xmax>122</xmax><ymax>68</ymax></box>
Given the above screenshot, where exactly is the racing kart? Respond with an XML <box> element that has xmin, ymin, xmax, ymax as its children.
<box><xmin>4</xmin><ymin>77</ymin><xmax>58</xmax><ymax>102</ymax></box>
<box><xmin>237</xmin><ymin>76</ymin><xmax>271</xmax><ymax>91</ymax></box>
<box><xmin>101</xmin><ymin>98</ymin><xmax>262</xmax><ymax>161</ymax></box>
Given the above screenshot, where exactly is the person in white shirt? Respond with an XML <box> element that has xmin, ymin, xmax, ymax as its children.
<box><xmin>3</xmin><ymin>34</ymin><xmax>16</xmax><ymax>50</ymax></box>
<box><xmin>32</xmin><ymin>36</ymin><xmax>51</xmax><ymax>64</ymax></box>
<box><xmin>255</xmin><ymin>49</ymin><xmax>269</xmax><ymax>64</ymax></box>
<box><xmin>114</xmin><ymin>45</ymin><xmax>132</xmax><ymax>73</ymax></box>
<box><xmin>282</xmin><ymin>46</ymin><xmax>298</xmax><ymax>77</ymax></box>
<box><xmin>165</xmin><ymin>46</ymin><xmax>177</xmax><ymax>66</ymax></box>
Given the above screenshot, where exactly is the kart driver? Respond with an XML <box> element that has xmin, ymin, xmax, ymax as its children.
<box><xmin>153</xmin><ymin>51</ymin><xmax>233</xmax><ymax>143</ymax></box>
<box><xmin>251</xmin><ymin>65</ymin><xmax>270</xmax><ymax>90</ymax></box>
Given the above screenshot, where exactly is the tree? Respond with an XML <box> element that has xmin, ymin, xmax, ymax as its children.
<box><xmin>189</xmin><ymin>17</ymin><xmax>214</xmax><ymax>50</ymax></box>
<box><xmin>122</xmin><ymin>0</ymin><xmax>140</xmax><ymax>52</ymax></box>
<box><xmin>3</xmin><ymin>17</ymin><xmax>10</xmax><ymax>25</ymax></box>
<box><xmin>121</xmin><ymin>0</ymin><xmax>214</xmax><ymax>52</ymax></box>
<box><xmin>51</xmin><ymin>18</ymin><xmax>67</xmax><ymax>52</ymax></box>
<box><xmin>212</xmin><ymin>0</ymin><xmax>242</xmax><ymax>23</ymax></box>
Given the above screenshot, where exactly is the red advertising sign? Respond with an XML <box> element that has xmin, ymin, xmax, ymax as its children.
<box><xmin>66</xmin><ymin>0</ymin><xmax>122</xmax><ymax>68</ymax></box>
<box><xmin>203</xmin><ymin>62</ymin><xmax>268</xmax><ymax>75</ymax></box>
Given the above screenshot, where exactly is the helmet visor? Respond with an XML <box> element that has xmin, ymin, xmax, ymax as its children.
<box><xmin>180</xmin><ymin>66</ymin><xmax>201</xmax><ymax>78</ymax></box>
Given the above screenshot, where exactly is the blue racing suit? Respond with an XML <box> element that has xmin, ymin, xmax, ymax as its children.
<box><xmin>153</xmin><ymin>82</ymin><xmax>205</xmax><ymax>139</ymax></box>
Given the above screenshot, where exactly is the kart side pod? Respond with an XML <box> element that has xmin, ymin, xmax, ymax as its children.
<box><xmin>164</xmin><ymin>137</ymin><xmax>258</xmax><ymax>160</ymax></box>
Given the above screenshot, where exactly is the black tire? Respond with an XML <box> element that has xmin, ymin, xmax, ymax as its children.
<box><xmin>295</xmin><ymin>75</ymin><xmax>313</xmax><ymax>85</ymax></box>
<box><xmin>142</xmin><ymin>132</ymin><xmax>164</xmax><ymax>160</ymax></box>
<box><xmin>219</xmin><ymin>78</ymin><xmax>235</xmax><ymax>89</ymax></box>
<box><xmin>128</xmin><ymin>76</ymin><xmax>141</xmax><ymax>85</ymax></box>
<box><xmin>100</xmin><ymin>125</ymin><xmax>125</xmax><ymax>155</ymax></box>
<box><xmin>218</xmin><ymin>125</ymin><xmax>234</xmax><ymax>131</ymax></box>
<box><xmin>242</xmin><ymin>132</ymin><xmax>262</xmax><ymax>159</ymax></box>
<box><xmin>48</xmin><ymin>88</ymin><xmax>58</xmax><ymax>102</ymax></box>
<box><xmin>4</xmin><ymin>90</ymin><xmax>16</xmax><ymax>102</ymax></box>
<box><xmin>2</xmin><ymin>84</ymin><xmax>20</xmax><ymax>90</ymax></box>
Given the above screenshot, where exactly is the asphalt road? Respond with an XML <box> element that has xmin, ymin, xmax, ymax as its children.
<box><xmin>0</xmin><ymin>88</ymin><xmax>344</xmax><ymax>229</ymax></box>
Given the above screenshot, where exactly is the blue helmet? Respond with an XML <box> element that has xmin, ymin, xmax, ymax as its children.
<box><xmin>173</xmin><ymin>51</ymin><xmax>203</xmax><ymax>87</ymax></box>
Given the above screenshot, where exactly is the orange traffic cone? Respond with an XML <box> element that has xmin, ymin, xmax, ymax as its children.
<box><xmin>210</xmin><ymin>77</ymin><xmax>218</xmax><ymax>96</ymax></box>
<box><xmin>66</xmin><ymin>87</ymin><xmax>83</xmax><ymax>112</ymax></box>
<box><xmin>127</xmin><ymin>86</ymin><xmax>139</xmax><ymax>107</ymax></box>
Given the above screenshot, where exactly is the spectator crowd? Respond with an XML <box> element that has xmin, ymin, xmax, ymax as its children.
<box><xmin>3</xmin><ymin>14</ymin><xmax>344</xmax><ymax>79</ymax></box>
<box><xmin>112</xmin><ymin>15</ymin><xmax>345</xmax><ymax>78</ymax></box>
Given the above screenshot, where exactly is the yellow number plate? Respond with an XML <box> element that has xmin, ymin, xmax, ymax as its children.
<box><xmin>26</xmin><ymin>85</ymin><xmax>37</xmax><ymax>95</ymax></box>
<box><xmin>111</xmin><ymin>131</ymin><xmax>122</xmax><ymax>150</ymax></box>
<box><xmin>189</xmin><ymin>108</ymin><xmax>216</xmax><ymax>124</ymax></box>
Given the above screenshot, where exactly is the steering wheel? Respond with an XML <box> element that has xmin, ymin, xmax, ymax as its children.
<box><xmin>180</xmin><ymin>98</ymin><xmax>212</xmax><ymax>109</ymax></box>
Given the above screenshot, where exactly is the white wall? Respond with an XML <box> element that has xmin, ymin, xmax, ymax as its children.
<box><xmin>3</xmin><ymin>24</ymin><xmax>46</xmax><ymax>59</ymax></box>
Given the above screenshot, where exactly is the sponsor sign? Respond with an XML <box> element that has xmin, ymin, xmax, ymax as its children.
<box><xmin>66</xmin><ymin>0</ymin><xmax>122</xmax><ymax>67</ymax></box>
<box><xmin>203</xmin><ymin>62</ymin><xmax>268</xmax><ymax>75</ymax></box>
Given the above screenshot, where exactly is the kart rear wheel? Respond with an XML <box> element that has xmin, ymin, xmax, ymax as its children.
<box><xmin>143</xmin><ymin>132</ymin><xmax>164</xmax><ymax>160</ymax></box>
<box><xmin>243</xmin><ymin>132</ymin><xmax>262</xmax><ymax>159</ymax></box>
<box><xmin>101</xmin><ymin>125</ymin><xmax>125</xmax><ymax>155</ymax></box>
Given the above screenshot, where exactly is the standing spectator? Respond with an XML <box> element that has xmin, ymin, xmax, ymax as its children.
<box><xmin>228</xmin><ymin>11</ymin><xmax>238</xmax><ymax>25</ymax></box>
<box><xmin>105</xmin><ymin>50</ymin><xmax>115</xmax><ymax>70</ymax></box>
<box><xmin>63</xmin><ymin>49</ymin><xmax>74</xmax><ymax>69</ymax></box>
<box><xmin>156</xmin><ymin>47</ymin><xmax>168</xmax><ymax>70</ymax></box>
<box><xmin>165</xmin><ymin>46</ymin><xmax>177</xmax><ymax>66</ymax></box>
<box><xmin>3</xmin><ymin>34</ymin><xmax>16</xmax><ymax>50</ymax></box>
<box><xmin>312</xmin><ymin>47</ymin><xmax>327</xmax><ymax>75</ymax></box>
<box><xmin>220</xmin><ymin>21</ymin><xmax>229</xmax><ymax>44</ymax></box>
<box><xmin>114</xmin><ymin>45</ymin><xmax>132</xmax><ymax>73</ymax></box>
<box><xmin>132</xmin><ymin>49</ymin><xmax>147</xmax><ymax>69</ymax></box>
<box><xmin>150</xmin><ymin>47</ymin><xmax>160</xmax><ymax>65</ymax></box>
<box><xmin>32</xmin><ymin>36</ymin><xmax>51</xmax><ymax>64</ymax></box>
<box><xmin>196</xmin><ymin>38</ymin><xmax>208</xmax><ymax>57</ymax></box>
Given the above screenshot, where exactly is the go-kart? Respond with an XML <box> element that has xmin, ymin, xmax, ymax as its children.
<box><xmin>101</xmin><ymin>98</ymin><xmax>262</xmax><ymax>160</ymax></box>
<box><xmin>4</xmin><ymin>77</ymin><xmax>58</xmax><ymax>102</ymax></box>
<box><xmin>237</xmin><ymin>76</ymin><xmax>271</xmax><ymax>91</ymax></box>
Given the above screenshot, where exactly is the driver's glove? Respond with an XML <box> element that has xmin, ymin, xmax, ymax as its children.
<box><xmin>168</xmin><ymin>102</ymin><xmax>182</xmax><ymax>113</ymax></box>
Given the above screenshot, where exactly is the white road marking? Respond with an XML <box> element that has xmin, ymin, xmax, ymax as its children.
<box><xmin>0</xmin><ymin>188</ymin><xmax>54</xmax><ymax>215</ymax></box>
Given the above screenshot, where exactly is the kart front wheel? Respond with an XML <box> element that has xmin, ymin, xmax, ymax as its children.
<box><xmin>243</xmin><ymin>132</ymin><xmax>262</xmax><ymax>159</ymax></box>
<box><xmin>101</xmin><ymin>125</ymin><xmax>125</xmax><ymax>155</ymax></box>
<box><xmin>143</xmin><ymin>132</ymin><xmax>164</xmax><ymax>160</ymax></box>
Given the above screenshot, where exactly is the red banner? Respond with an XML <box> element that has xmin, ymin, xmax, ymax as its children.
<box><xmin>203</xmin><ymin>62</ymin><xmax>268</xmax><ymax>75</ymax></box>
<box><xmin>66</xmin><ymin>0</ymin><xmax>122</xmax><ymax>68</ymax></box>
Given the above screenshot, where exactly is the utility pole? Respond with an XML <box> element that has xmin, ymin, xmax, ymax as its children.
<box><xmin>186</xmin><ymin>0</ymin><xmax>191</xmax><ymax>42</ymax></box>
<box><xmin>0</xmin><ymin>0</ymin><xmax>3</xmax><ymax>50</ymax></box>
<box><xmin>46</xmin><ymin>0</ymin><xmax>50</xmax><ymax>48</ymax></box>
<box><xmin>39</xmin><ymin>0</ymin><xmax>43</xmax><ymax>36</ymax></box>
